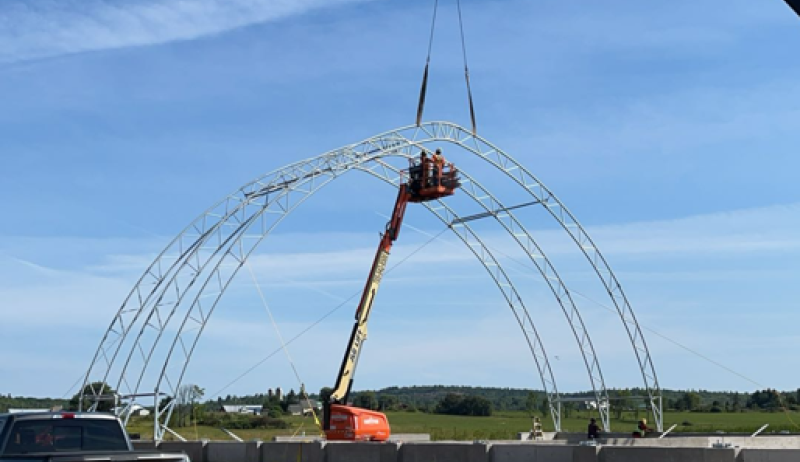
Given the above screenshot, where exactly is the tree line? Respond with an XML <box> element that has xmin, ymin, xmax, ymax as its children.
<box><xmin>5</xmin><ymin>385</ymin><xmax>800</xmax><ymax>415</ymax></box>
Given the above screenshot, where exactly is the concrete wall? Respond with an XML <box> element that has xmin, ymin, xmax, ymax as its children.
<box><xmin>489</xmin><ymin>444</ymin><xmax>598</xmax><ymax>462</ymax></box>
<box><xmin>159</xmin><ymin>441</ymin><xmax>206</xmax><ymax>462</ymax></box>
<box><xmin>260</xmin><ymin>441</ymin><xmax>324</xmax><ymax>462</ymax></box>
<box><xmin>142</xmin><ymin>440</ymin><xmax>800</xmax><ymax>462</ymax></box>
<box><xmin>326</xmin><ymin>441</ymin><xmax>399</xmax><ymax>462</ymax></box>
<box><xmin>132</xmin><ymin>440</ymin><xmax>158</xmax><ymax>451</ymax></box>
<box><xmin>737</xmin><ymin>449</ymin><xmax>800</xmax><ymax>462</ymax></box>
<box><xmin>399</xmin><ymin>442</ymin><xmax>488</xmax><ymax>462</ymax></box>
<box><xmin>205</xmin><ymin>441</ymin><xmax>260</xmax><ymax>462</ymax></box>
<box><xmin>599</xmin><ymin>447</ymin><xmax>736</xmax><ymax>462</ymax></box>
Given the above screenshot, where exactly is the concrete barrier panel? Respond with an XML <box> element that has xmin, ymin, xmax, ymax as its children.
<box><xmin>490</xmin><ymin>444</ymin><xmax>576</xmax><ymax>462</ymax></box>
<box><xmin>261</xmin><ymin>442</ymin><xmax>324</xmax><ymax>462</ymax></box>
<box><xmin>400</xmin><ymin>442</ymin><xmax>488</xmax><ymax>462</ymax></box>
<box><xmin>600</xmin><ymin>447</ymin><xmax>735</xmax><ymax>462</ymax></box>
<box><xmin>159</xmin><ymin>441</ymin><xmax>207</xmax><ymax>462</ymax></box>
<box><xmin>326</xmin><ymin>442</ymin><xmax>399</xmax><ymax>462</ymax></box>
<box><xmin>737</xmin><ymin>449</ymin><xmax>800</xmax><ymax>462</ymax></box>
<box><xmin>727</xmin><ymin>438</ymin><xmax>800</xmax><ymax>449</ymax></box>
<box><xmin>574</xmin><ymin>446</ymin><xmax>600</xmax><ymax>462</ymax></box>
<box><xmin>132</xmin><ymin>440</ymin><xmax>158</xmax><ymax>451</ymax></box>
<box><xmin>206</xmin><ymin>441</ymin><xmax>261</xmax><ymax>462</ymax></box>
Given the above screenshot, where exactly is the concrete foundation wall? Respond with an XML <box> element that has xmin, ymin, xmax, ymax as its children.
<box><xmin>326</xmin><ymin>441</ymin><xmax>399</xmax><ymax>462</ymax></box>
<box><xmin>132</xmin><ymin>440</ymin><xmax>158</xmax><ymax>451</ymax></box>
<box><xmin>399</xmin><ymin>442</ymin><xmax>488</xmax><ymax>462</ymax></box>
<box><xmin>205</xmin><ymin>441</ymin><xmax>260</xmax><ymax>462</ymax></box>
<box><xmin>737</xmin><ymin>449</ymin><xmax>800</xmax><ymax>462</ymax></box>
<box><xmin>159</xmin><ymin>441</ymin><xmax>206</xmax><ymax>462</ymax></box>
<box><xmin>599</xmin><ymin>447</ymin><xmax>736</xmax><ymax>462</ymax></box>
<box><xmin>142</xmin><ymin>440</ymin><xmax>800</xmax><ymax>462</ymax></box>
<box><xmin>260</xmin><ymin>442</ymin><xmax>324</xmax><ymax>462</ymax></box>
<box><xmin>489</xmin><ymin>444</ymin><xmax>599</xmax><ymax>462</ymax></box>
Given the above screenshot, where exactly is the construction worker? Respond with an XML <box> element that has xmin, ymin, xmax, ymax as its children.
<box><xmin>431</xmin><ymin>148</ymin><xmax>444</xmax><ymax>186</ymax></box>
<box><xmin>432</xmin><ymin>148</ymin><xmax>443</xmax><ymax>164</ymax></box>
<box><xmin>587</xmin><ymin>417</ymin><xmax>600</xmax><ymax>440</ymax></box>
<box><xmin>409</xmin><ymin>152</ymin><xmax>427</xmax><ymax>193</ymax></box>
<box><xmin>633</xmin><ymin>418</ymin><xmax>651</xmax><ymax>438</ymax></box>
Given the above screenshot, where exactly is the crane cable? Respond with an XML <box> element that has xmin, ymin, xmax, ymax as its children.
<box><xmin>416</xmin><ymin>0</ymin><xmax>477</xmax><ymax>135</ymax></box>
<box><xmin>245</xmin><ymin>262</ymin><xmax>325</xmax><ymax>436</ymax></box>
<box><xmin>415</xmin><ymin>0</ymin><xmax>438</xmax><ymax>127</ymax></box>
<box><xmin>456</xmin><ymin>0</ymin><xmax>477</xmax><ymax>135</ymax></box>
<box><xmin>208</xmin><ymin>227</ymin><xmax>449</xmax><ymax>401</ymax></box>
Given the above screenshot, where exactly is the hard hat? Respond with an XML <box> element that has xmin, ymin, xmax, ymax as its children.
<box><xmin>641</xmin><ymin>419</ymin><xmax>647</xmax><ymax>424</ymax></box>
<box><xmin>435</xmin><ymin>148</ymin><xmax>442</xmax><ymax>154</ymax></box>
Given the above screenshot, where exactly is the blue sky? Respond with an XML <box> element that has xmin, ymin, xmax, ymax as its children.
<box><xmin>1</xmin><ymin>0</ymin><xmax>800</xmax><ymax>402</ymax></box>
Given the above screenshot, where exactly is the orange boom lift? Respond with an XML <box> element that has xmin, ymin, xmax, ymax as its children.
<box><xmin>323</xmin><ymin>152</ymin><xmax>460</xmax><ymax>441</ymax></box>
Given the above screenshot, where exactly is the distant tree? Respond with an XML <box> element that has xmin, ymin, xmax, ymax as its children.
<box><xmin>460</xmin><ymin>396</ymin><xmax>492</xmax><ymax>416</ymax></box>
<box><xmin>319</xmin><ymin>387</ymin><xmax>333</xmax><ymax>404</ymax></box>
<box><xmin>563</xmin><ymin>401</ymin><xmax>575</xmax><ymax>419</ymax></box>
<box><xmin>174</xmin><ymin>384</ymin><xmax>204</xmax><ymax>427</ymax></box>
<box><xmin>69</xmin><ymin>382</ymin><xmax>117</xmax><ymax>413</ymax></box>
<box><xmin>680</xmin><ymin>392</ymin><xmax>701</xmax><ymax>411</ymax></box>
<box><xmin>434</xmin><ymin>394</ymin><xmax>491</xmax><ymax>416</ymax></box>
<box><xmin>613</xmin><ymin>389</ymin><xmax>631</xmax><ymax>419</ymax></box>
<box><xmin>378</xmin><ymin>394</ymin><xmax>399</xmax><ymax>411</ymax></box>
<box><xmin>538</xmin><ymin>397</ymin><xmax>550</xmax><ymax>418</ymax></box>
<box><xmin>525</xmin><ymin>392</ymin><xmax>538</xmax><ymax>417</ymax></box>
<box><xmin>353</xmin><ymin>392</ymin><xmax>378</xmax><ymax>410</ymax></box>
<box><xmin>435</xmin><ymin>393</ymin><xmax>464</xmax><ymax>415</ymax></box>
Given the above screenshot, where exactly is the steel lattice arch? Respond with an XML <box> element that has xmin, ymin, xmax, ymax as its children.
<box><xmin>80</xmin><ymin>121</ymin><xmax>662</xmax><ymax>439</ymax></box>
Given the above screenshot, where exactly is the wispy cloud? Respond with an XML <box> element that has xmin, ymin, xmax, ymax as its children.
<box><xmin>0</xmin><ymin>0</ymin><xmax>369</xmax><ymax>64</ymax></box>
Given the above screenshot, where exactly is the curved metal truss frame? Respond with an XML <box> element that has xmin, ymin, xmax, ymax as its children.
<box><xmin>81</xmin><ymin>121</ymin><xmax>660</xmax><ymax>438</ymax></box>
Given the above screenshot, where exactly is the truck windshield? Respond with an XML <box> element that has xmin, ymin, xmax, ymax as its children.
<box><xmin>3</xmin><ymin>419</ymin><xmax>128</xmax><ymax>455</ymax></box>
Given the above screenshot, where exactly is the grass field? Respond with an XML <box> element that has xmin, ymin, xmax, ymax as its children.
<box><xmin>126</xmin><ymin>410</ymin><xmax>800</xmax><ymax>441</ymax></box>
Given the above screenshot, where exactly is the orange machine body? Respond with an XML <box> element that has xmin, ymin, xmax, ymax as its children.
<box><xmin>325</xmin><ymin>404</ymin><xmax>391</xmax><ymax>441</ymax></box>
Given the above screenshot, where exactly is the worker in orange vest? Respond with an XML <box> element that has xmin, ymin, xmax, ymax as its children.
<box><xmin>431</xmin><ymin>148</ymin><xmax>444</xmax><ymax>186</ymax></box>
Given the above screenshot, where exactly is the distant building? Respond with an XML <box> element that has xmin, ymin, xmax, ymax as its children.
<box><xmin>111</xmin><ymin>404</ymin><xmax>151</xmax><ymax>417</ymax></box>
<box><xmin>287</xmin><ymin>402</ymin><xmax>321</xmax><ymax>416</ymax></box>
<box><xmin>220</xmin><ymin>404</ymin><xmax>263</xmax><ymax>415</ymax></box>
<box><xmin>8</xmin><ymin>409</ymin><xmax>49</xmax><ymax>414</ymax></box>
<box><xmin>581</xmin><ymin>400</ymin><xmax>609</xmax><ymax>411</ymax></box>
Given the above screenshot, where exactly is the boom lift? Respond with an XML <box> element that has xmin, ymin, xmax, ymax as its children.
<box><xmin>323</xmin><ymin>152</ymin><xmax>460</xmax><ymax>441</ymax></box>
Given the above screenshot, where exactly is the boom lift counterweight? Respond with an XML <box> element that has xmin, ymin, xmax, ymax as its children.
<box><xmin>323</xmin><ymin>152</ymin><xmax>460</xmax><ymax>441</ymax></box>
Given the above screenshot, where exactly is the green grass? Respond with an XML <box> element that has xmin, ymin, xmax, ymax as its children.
<box><xmin>126</xmin><ymin>410</ymin><xmax>800</xmax><ymax>441</ymax></box>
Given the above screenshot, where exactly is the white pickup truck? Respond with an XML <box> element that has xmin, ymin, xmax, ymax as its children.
<box><xmin>0</xmin><ymin>412</ymin><xmax>189</xmax><ymax>462</ymax></box>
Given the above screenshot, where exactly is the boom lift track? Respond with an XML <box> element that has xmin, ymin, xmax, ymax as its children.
<box><xmin>323</xmin><ymin>153</ymin><xmax>460</xmax><ymax>441</ymax></box>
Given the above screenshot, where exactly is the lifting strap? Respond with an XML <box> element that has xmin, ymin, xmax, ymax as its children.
<box><xmin>415</xmin><ymin>0</ymin><xmax>477</xmax><ymax>135</ymax></box>
<box><xmin>416</xmin><ymin>0</ymin><xmax>439</xmax><ymax>127</ymax></box>
<box><xmin>456</xmin><ymin>0</ymin><xmax>477</xmax><ymax>135</ymax></box>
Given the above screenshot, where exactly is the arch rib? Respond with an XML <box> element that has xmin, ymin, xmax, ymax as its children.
<box><xmin>81</xmin><ymin>120</ymin><xmax>660</xmax><ymax>435</ymax></box>
<box><xmin>392</xmin><ymin>121</ymin><xmax>663</xmax><ymax>430</ymax></box>
<box><xmin>150</xmin><ymin>152</ymin><xmax>564</xmax><ymax>436</ymax></box>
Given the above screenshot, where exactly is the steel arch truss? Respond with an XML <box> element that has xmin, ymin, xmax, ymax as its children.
<box><xmin>81</xmin><ymin>121</ymin><xmax>661</xmax><ymax>438</ymax></box>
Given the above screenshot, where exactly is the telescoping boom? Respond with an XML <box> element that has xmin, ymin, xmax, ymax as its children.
<box><xmin>323</xmin><ymin>151</ymin><xmax>460</xmax><ymax>441</ymax></box>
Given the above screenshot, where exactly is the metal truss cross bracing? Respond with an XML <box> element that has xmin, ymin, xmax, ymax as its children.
<box><xmin>81</xmin><ymin>121</ymin><xmax>661</xmax><ymax>438</ymax></box>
